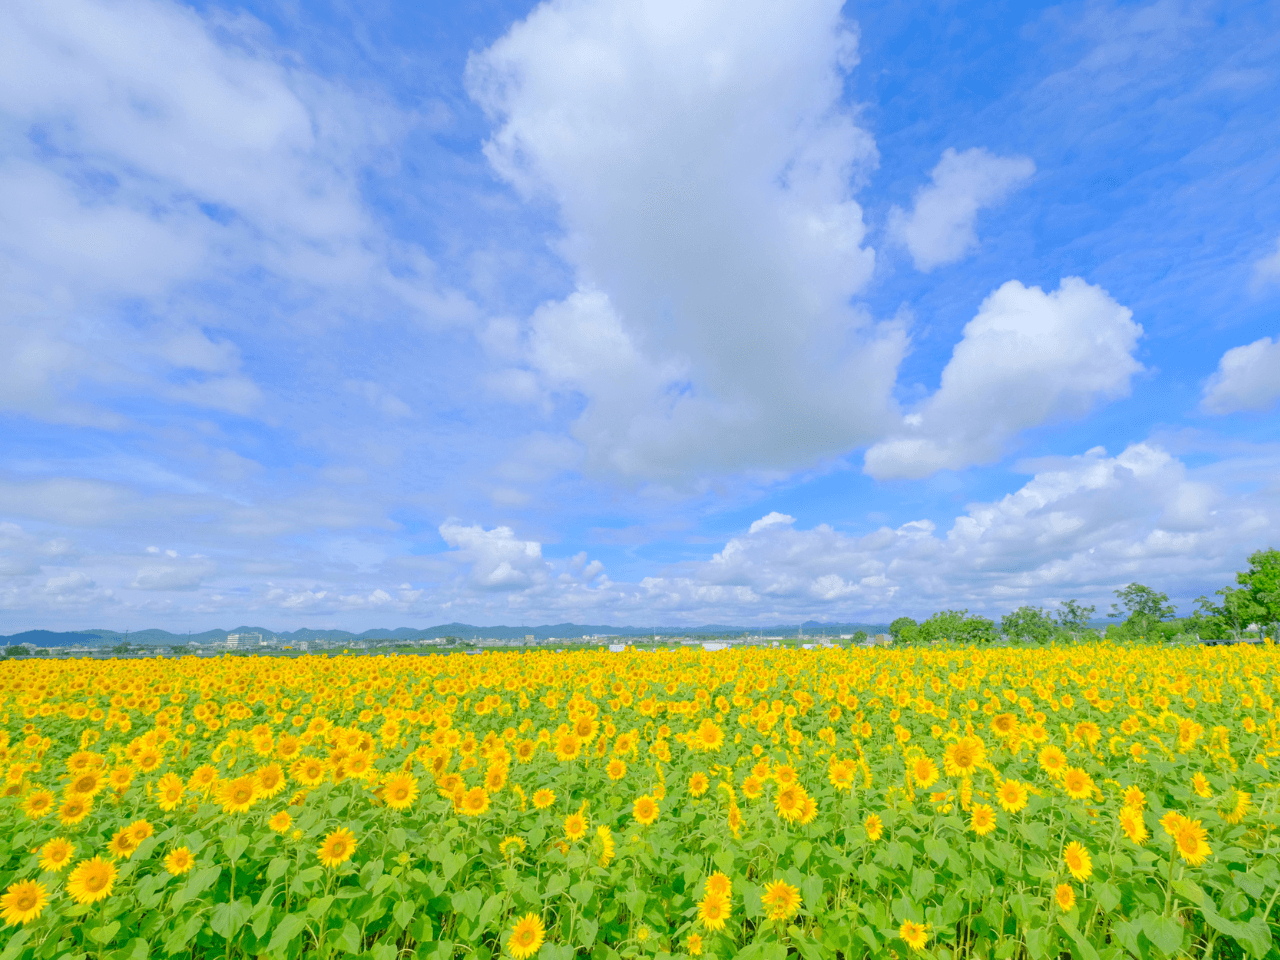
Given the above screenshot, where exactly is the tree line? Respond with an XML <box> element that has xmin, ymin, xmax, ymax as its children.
<box><xmin>886</xmin><ymin>548</ymin><xmax>1280</xmax><ymax>644</ymax></box>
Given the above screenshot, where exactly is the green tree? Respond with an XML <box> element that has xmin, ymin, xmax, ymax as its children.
<box><xmin>1193</xmin><ymin>585</ymin><xmax>1263</xmax><ymax>640</ymax></box>
<box><xmin>1237</xmin><ymin>548</ymin><xmax>1280</xmax><ymax>640</ymax></box>
<box><xmin>5</xmin><ymin>645</ymin><xmax>28</xmax><ymax>657</ymax></box>
<box><xmin>1055</xmin><ymin>599</ymin><xmax>1097</xmax><ymax>639</ymax></box>
<box><xmin>1001</xmin><ymin>606</ymin><xmax>1056</xmax><ymax>643</ymax></box>
<box><xmin>919</xmin><ymin>609</ymin><xmax>997</xmax><ymax>644</ymax></box>
<box><xmin>851</xmin><ymin>630</ymin><xmax>868</xmax><ymax>644</ymax></box>
<box><xmin>889</xmin><ymin>617</ymin><xmax>919</xmax><ymax>643</ymax></box>
<box><xmin>1109</xmin><ymin>583</ymin><xmax>1176</xmax><ymax>638</ymax></box>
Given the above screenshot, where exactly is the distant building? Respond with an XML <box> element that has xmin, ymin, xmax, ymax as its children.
<box><xmin>702</xmin><ymin>642</ymin><xmax>728</xmax><ymax>652</ymax></box>
<box><xmin>225</xmin><ymin>632</ymin><xmax>262</xmax><ymax>648</ymax></box>
<box><xmin>525</xmin><ymin>634</ymin><xmax>534</xmax><ymax>643</ymax></box>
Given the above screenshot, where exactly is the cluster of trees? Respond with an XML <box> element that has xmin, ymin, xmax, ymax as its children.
<box><xmin>886</xmin><ymin>548</ymin><xmax>1279</xmax><ymax>645</ymax></box>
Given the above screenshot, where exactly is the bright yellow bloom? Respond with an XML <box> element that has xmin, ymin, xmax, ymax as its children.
<box><xmin>507</xmin><ymin>913</ymin><xmax>545</xmax><ymax>960</ymax></box>
<box><xmin>969</xmin><ymin>803</ymin><xmax>997</xmax><ymax>836</ymax></box>
<box><xmin>38</xmin><ymin>837</ymin><xmax>75</xmax><ymax>872</ymax></box>
<box><xmin>1</xmin><ymin>880</ymin><xmax>48</xmax><ymax>926</ymax></box>
<box><xmin>996</xmin><ymin>779</ymin><xmax>1028</xmax><ymax>814</ymax></box>
<box><xmin>689</xmin><ymin>771</ymin><xmax>710</xmax><ymax>796</ymax></box>
<box><xmin>761</xmin><ymin>880</ymin><xmax>802</xmax><ymax>920</ymax></box>
<box><xmin>864</xmin><ymin>813</ymin><xmax>884</xmax><ymax>841</ymax></box>
<box><xmin>1061</xmin><ymin>767</ymin><xmax>1094</xmax><ymax>800</ymax></box>
<box><xmin>317</xmin><ymin>828</ymin><xmax>357</xmax><ymax>868</ymax></box>
<box><xmin>1174</xmin><ymin>819</ymin><xmax>1212</xmax><ymax>865</ymax></box>
<box><xmin>22</xmin><ymin>790</ymin><xmax>54</xmax><ymax>819</ymax></box>
<box><xmin>460</xmin><ymin>787</ymin><xmax>490</xmax><ymax>816</ymax></box>
<box><xmin>633</xmin><ymin>795</ymin><xmax>659</xmax><ymax>825</ymax></box>
<box><xmin>1063</xmin><ymin>842</ymin><xmax>1093</xmax><ymax>881</ymax></box>
<box><xmin>697</xmin><ymin>891</ymin><xmax>731</xmax><ymax>931</ymax></box>
<box><xmin>532</xmin><ymin>788</ymin><xmax>556</xmax><ymax>810</ymax></box>
<box><xmin>269</xmin><ymin>811</ymin><xmax>294</xmax><ymax>833</ymax></box>
<box><xmin>899</xmin><ymin>920</ymin><xmax>929</xmax><ymax>951</ymax></box>
<box><xmin>383</xmin><ymin>773</ymin><xmax>419</xmax><ymax>811</ymax></box>
<box><xmin>66</xmin><ymin>857</ymin><xmax>117</xmax><ymax>904</ymax></box>
<box><xmin>164</xmin><ymin>847</ymin><xmax>195</xmax><ymax>875</ymax></box>
<box><xmin>943</xmin><ymin>738</ymin><xmax>984</xmax><ymax>777</ymax></box>
<box><xmin>564</xmin><ymin>812</ymin><xmax>588</xmax><ymax>841</ymax></box>
<box><xmin>1055</xmin><ymin>884</ymin><xmax>1076</xmax><ymax>912</ymax></box>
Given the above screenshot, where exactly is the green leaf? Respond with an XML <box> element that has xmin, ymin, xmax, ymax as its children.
<box><xmin>441</xmin><ymin>851</ymin><xmax>465</xmax><ymax>881</ymax></box>
<box><xmin>451</xmin><ymin>886</ymin><xmax>483</xmax><ymax>920</ymax></box>
<box><xmin>267</xmin><ymin>856</ymin><xmax>290</xmax><ymax>881</ymax></box>
<box><xmin>1025</xmin><ymin>925</ymin><xmax>1055</xmax><ymax>960</ymax></box>
<box><xmin>924</xmin><ymin>836</ymin><xmax>949</xmax><ymax>865</ymax></box>
<box><xmin>210</xmin><ymin>898</ymin><xmax>252</xmax><ymax>939</ymax></box>
<box><xmin>1238</xmin><ymin>916</ymin><xmax>1275</xmax><ymax>958</ymax></box>
<box><xmin>252</xmin><ymin>902</ymin><xmax>275</xmax><ymax>939</ymax></box>
<box><xmin>1142</xmin><ymin>913</ymin><xmax>1184</xmax><ymax>956</ymax></box>
<box><xmin>909</xmin><ymin>867</ymin><xmax>934</xmax><ymax>903</ymax></box>
<box><xmin>164</xmin><ymin>911</ymin><xmax>206</xmax><ymax>953</ymax></box>
<box><xmin>579</xmin><ymin>917</ymin><xmax>599</xmax><ymax>948</ymax></box>
<box><xmin>393</xmin><ymin>899</ymin><xmax>415</xmax><ymax>929</ymax></box>
<box><xmin>0</xmin><ymin>929</ymin><xmax>30</xmax><ymax>960</ymax></box>
<box><xmin>570</xmin><ymin>880</ymin><xmax>595</xmax><ymax>905</ymax></box>
<box><xmin>478</xmin><ymin>893</ymin><xmax>504</xmax><ymax>929</ymax></box>
<box><xmin>1173</xmin><ymin>877</ymin><xmax>1206</xmax><ymax>907</ymax></box>
<box><xmin>307</xmin><ymin>894</ymin><xmax>335</xmax><ymax>918</ymax></box>
<box><xmin>792</xmin><ymin>840</ymin><xmax>812</xmax><ymax>867</ymax></box>
<box><xmin>370</xmin><ymin>944</ymin><xmax>397</xmax><ymax>960</ymax></box>
<box><xmin>336</xmin><ymin>920</ymin><xmax>361</xmax><ymax>954</ymax></box>
<box><xmin>1057</xmin><ymin>916</ymin><xmax>1100</xmax><ymax>960</ymax></box>
<box><xmin>388</xmin><ymin>826</ymin><xmax>406</xmax><ymax>850</ymax></box>
<box><xmin>224</xmin><ymin>834</ymin><xmax>251</xmax><ymax>862</ymax></box>
<box><xmin>89</xmin><ymin>921</ymin><xmax>120</xmax><ymax>945</ymax></box>
<box><xmin>801</xmin><ymin>875</ymin><xmax>823</xmax><ymax>913</ymax></box>
<box><xmin>267</xmin><ymin>914</ymin><xmax>308</xmax><ymax>953</ymax></box>
<box><xmin>1094</xmin><ymin>881</ymin><xmax>1122</xmax><ymax>913</ymax></box>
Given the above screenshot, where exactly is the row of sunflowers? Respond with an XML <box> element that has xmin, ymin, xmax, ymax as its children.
<box><xmin>1</xmin><ymin>641</ymin><xmax>1278</xmax><ymax>959</ymax></box>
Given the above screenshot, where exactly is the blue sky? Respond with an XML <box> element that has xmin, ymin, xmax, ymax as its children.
<box><xmin>1</xmin><ymin>0</ymin><xmax>1278</xmax><ymax>631</ymax></box>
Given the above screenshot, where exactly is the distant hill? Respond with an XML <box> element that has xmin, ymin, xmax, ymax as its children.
<box><xmin>3</xmin><ymin>620</ymin><xmax>892</xmax><ymax>646</ymax></box>
<box><xmin>1</xmin><ymin>630</ymin><xmax>103</xmax><ymax>648</ymax></box>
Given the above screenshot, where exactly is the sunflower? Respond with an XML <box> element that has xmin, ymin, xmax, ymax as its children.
<box><xmin>66</xmin><ymin>769</ymin><xmax>104</xmax><ymax>798</ymax></box>
<box><xmin>564</xmin><ymin>812</ymin><xmax>588</xmax><ymax>841</ymax></box>
<box><xmin>507</xmin><ymin>913</ymin><xmax>546</xmax><ymax>960</ymax></box>
<box><xmin>532</xmin><ymin>788</ymin><xmax>556</xmax><ymax>810</ymax></box>
<box><xmin>1038</xmin><ymin>745</ymin><xmax>1067</xmax><ymax>776</ymax></box>
<box><xmin>943</xmin><ymin>737</ymin><xmax>984</xmax><ymax>778</ymax></box>
<box><xmin>484</xmin><ymin>764</ymin><xmax>507</xmax><ymax>793</ymax></box>
<box><xmin>1055</xmin><ymin>884</ymin><xmax>1076</xmax><ymax>912</ymax></box>
<box><xmin>596</xmin><ymin>825</ymin><xmax>615</xmax><ymax>867</ymax></box>
<box><xmin>799</xmin><ymin>792</ymin><xmax>818</xmax><ymax>825</ymax></box>
<box><xmin>38</xmin><ymin>838</ymin><xmax>75</xmax><ymax>872</ymax></box>
<box><xmin>774</xmin><ymin>784</ymin><xmax>806</xmax><ymax>822</ymax></box>
<box><xmin>136</xmin><ymin>748</ymin><xmax>162</xmax><ymax>773</ymax></box>
<box><xmin>864</xmin><ymin>813</ymin><xmax>884</xmax><ymax>841</ymax></box>
<box><xmin>1063</xmin><ymin>841</ymin><xmax>1093</xmax><ymax>881</ymax></box>
<box><xmin>632</xmin><ymin>795</ymin><xmax>659</xmax><ymax>825</ymax></box>
<box><xmin>22</xmin><ymin>790</ymin><xmax>54</xmax><ymax>819</ymax></box>
<box><xmin>742</xmin><ymin>775</ymin><xmax>765</xmax><ymax>799</ymax></box>
<box><xmin>1</xmin><ymin>880</ymin><xmax>48</xmax><ymax>926</ymax></box>
<box><xmin>1120</xmin><ymin>806</ymin><xmax>1148</xmax><ymax>844</ymax></box>
<box><xmin>108</xmin><ymin>765</ymin><xmax>134</xmax><ymax>792</ymax></box>
<box><xmin>553</xmin><ymin>732</ymin><xmax>581</xmax><ymax>763</ymax></box>
<box><xmin>991</xmin><ymin>713</ymin><xmax>1018</xmax><ymax>738</ymax></box>
<box><xmin>66</xmin><ymin>857</ymin><xmax>117</xmax><ymax>904</ymax></box>
<box><xmin>128</xmin><ymin>819</ymin><xmax>154</xmax><ymax>844</ymax></box>
<box><xmin>899</xmin><ymin>920</ymin><xmax>929</xmax><ymax>952</ymax></box>
<box><xmin>269</xmin><ymin>810</ymin><xmax>294</xmax><ymax>833</ymax></box>
<box><xmin>686</xmin><ymin>933</ymin><xmax>704</xmax><ymax>956</ymax></box>
<box><xmin>164</xmin><ymin>847</ymin><xmax>195</xmax><ymax>875</ymax></box>
<box><xmin>188</xmin><ymin>764</ymin><xmax>218</xmax><ymax>794</ymax></box>
<box><xmin>292</xmin><ymin>757</ymin><xmax>327</xmax><ymax>788</ymax></box>
<box><xmin>689</xmin><ymin>772</ymin><xmax>710</xmax><ymax>796</ymax></box>
<box><xmin>1061</xmin><ymin>767</ymin><xmax>1094</xmax><ymax>800</ymax></box>
<box><xmin>1175</xmin><ymin>819</ymin><xmax>1212</xmax><ymax>866</ymax></box>
<box><xmin>996</xmin><ymin>780</ymin><xmax>1028</xmax><ymax>813</ymax></box>
<box><xmin>383</xmin><ymin>773</ymin><xmax>419</xmax><ymax>811</ymax></box>
<box><xmin>500</xmin><ymin>836</ymin><xmax>527</xmax><ymax>859</ymax></box>
<box><xmin>515</xmin><ymin>739</ymin><xmax>537</xmax><ymax>763</ymax></box>
<box><xmin>1222</xmin><ymin>790</ymin><xmax>1251</xmax><ymax>825</ymax></box>
<box><xmin>256</xmin><ymin>764</ymin><xmax>287</xmax><ymax>798</ymax></box>
<box><xmin>773</xmin><ymin>764</ymin><xmax>798</xmax><ymax>786</ymax></box>
<box><xmin>697</xmin><ymin>891</ymin><xmax>731</xmax><ymax>931</ymax></box>
<box><xmin>454</xmin><ymin>787</ymin><xmax>486</xmax><ymax>817</ymax></box>
<box><xmin>1160</xmin><ymin>810</ymin><xmax>1191</xmax><ymax>839</ymax></box>
<box><xmin>761</xmin><ymin>880</ymin><xmax>802</xmax><ymax>920</ymax></box>
<box><xmin>1121</xmin><ymin>785</ymin><xmax>1146</xmax><ymax>809</ymax></box>
<box><xmin>218</xmin><ymin>775</ymin><xmax>259</xmax><ymax>814</ymax></box>
<box><xmin>706</xmin><ymin>872</ymin><xmax>732</xmax><ymax>898</ymax></box>
<box><xmin>911</xmin><ymin>757</ymin><xmax>940</xmax><ymax>790</ymax></box>
<box><xmin>106</xmin><ymin>829</ymin><xmax>140</xmax><ymax>862</ymax></box>
<box><xmin>694</xmin><ymin>720</ymin><xmax>724</xmax><ymax>751</ymax></box>
<box><xmin>828</xmin><ymin>761</ymin><xmax>854</xmax><ymax>792</ymax></box>
<box><xmin>58</xmin><ymin>796</ymin><xmax>91</xmax><ymax>827</ymax></box>
<box><xmin>969</xmin><ymin>803</ymin><xmax>997</xmax><ymax>836</ymax></box>
<box><xmin>1191</xmin><ymin>773</ymin><xmax>1212</xmax><ymax>798</ymax></box>
<box><xmin>317</xmin><ymin>828</ymin><xmax>357</xmax><ymax>868</ymax></box>
<box><xmin>156</xmin><ymin>773</ymin><xmax>185</xmax><ymax>811</ymax></box>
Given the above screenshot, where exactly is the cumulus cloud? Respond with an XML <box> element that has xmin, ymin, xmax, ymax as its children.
<box><xmin>468</xmin><ymin>0</ymin><xmax>908</xmax><ymax>483</ymax></box>
<box><xmin>865</xmin><ymin>277</ymin><xmax>1143</xmax><ymax>479</ymax></box>
<box><xmin>1253</xmin><ymin>235</ymin><xmax>1280</xmax><ymax>289</ymax></box>
<box><xmin>888</xmin><ymin>147</ymin><xmax>1035</xmax><ymax>272</ymax></box>
<box><xmin>0</xmin><ymin>0</ymin><xmax>472</xmax><ymax>428</ymax></box>
<box><xmin>1201</xmin><ymin>336</ymin><xmax>1280</xmax><ymax>414</ymax></box>
<box><xmin>438</xmin><ymin>521</ymin><xmax>550</xmax><ymax>591</ymax></box>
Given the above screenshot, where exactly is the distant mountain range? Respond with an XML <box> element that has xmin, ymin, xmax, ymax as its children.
<box><xmin>1</xmin><ymin>620</ymin><xmax>891</xmax><ymax>647</ymax></box>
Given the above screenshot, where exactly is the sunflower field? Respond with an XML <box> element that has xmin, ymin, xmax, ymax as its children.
<box><xmin>1</xmin><ymin>642</ymin><xmax>1279</xmax><ymax>960</ymax></box>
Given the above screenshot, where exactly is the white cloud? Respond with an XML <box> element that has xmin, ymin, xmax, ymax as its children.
<box><xmin>345</xmin><ymin>381</ymin><xmax>413</xmax><ymax>419</ymax></box>
<box><xmin>468</xmin><ymin>0</ymin><xmax>908</xmax><ymax>483</ymax></box>
<box><xmin>438</xmin><ymin>520</ymin><xmax>550</xmax><ymax>591</ymax></box>
<box><xmin>1255</xmin><ymin>235</ymin><xmax>1280</xmax><ymax>288</ymax></box>
<box><xmin>0</xmin><ymin>0</ymin><xmax>472</xmax><ymax>429</ymax></box>
<box><xmin>1201</xmin><ymin>335</ymin><xmax>1280</xmax><ymax>414</ymax></box>
<box><xmin>865</xmin><ymin>277</ymin><xmax>1143</xmax><ymax>479</ymax></box>
<box><xmin>888</xmin><ymin>147</ymin><xmax>1035</xmax><ymax>272</ymax></box>
<box><xmin>130</xmin><ymin>559</ymin><xmax>216</xmax><ymax>591</ymax></box>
